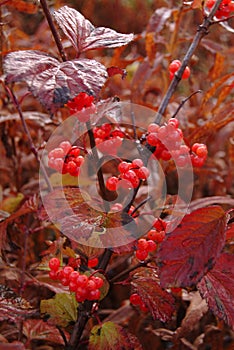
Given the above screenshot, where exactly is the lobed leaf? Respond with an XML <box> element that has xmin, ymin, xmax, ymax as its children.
<box><xmin>157</xmin><ymin>206</ymin><xmax>227</xmax><ymax>288</ymax></box>
<box><xmin>131</xmin><ymin>269</ymin><xmax>175</xmax><ymax>323</ymax></box>
<box><xmin>4</xmin><ymin>51</ymin><xmax>108</xmax><ymax>113</ymax></box>
<box><xmin>197</xmin><ymin>253</ymin><xmax>234</xmax><ymax>330</ymax></box>
<box><xmin>88</xmin><ymin>321</ymin><xmax>142</xmax><ymax>350</ymax></box>
<box><xmin>53</xmin><ymin>6</ymin><xmax>134</xmax><ymax>55</ymax></box>
<box><xmin>40</xmin><ymin>293</ymin><xmax>78</xmax><ymax>327</ymax></box>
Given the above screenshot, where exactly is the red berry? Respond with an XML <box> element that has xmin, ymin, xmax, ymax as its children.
<box><xmin>106</xmin><ymin>176</ymin><xmax>118</xmax><ymax>191</ymax></box>
<box><xmin>88</xmin><ymin>257</ymin><xmax>99</xmax><ymax>268</ymax></box>
<box><xmin>69</xmin><ymin>271</ymin><xmax>80</xmax><ymax>282</ymax></box>
<box><xmin>76</xmin><ymin>274</ymin><xmax>88</xmax><ymax>287</ymax></box>
<box><xmin>53</xmin><ymin>158</ymin><xmax>64</xmax><ymax>171</ymax></box>
<box><xmin>61</xmin><ymin>277</ymin><xmax>70</xmax><ymax>286</ymax></box>
<box><xmin>137</xmin><ymin>166</ymin><xmax>150</xmax><ymax>180</ymax></box>
<box><xmin>129</xmin><ymin>293</ymin><xmax>141</xmax><ymax>305</ymax></box>
<box><xmin>63</xmin><ymin>266</ymin><xmax>74</xmax><ymax>278</ymax></box>
<box><xmin>147</xmin><ymin>123</ymin><xmax>159</xmax><ymax>133</ymax></box>
<box><xmin>49</xmin><ymin>270</ymin><xmax>58</xmax><ymax>280</ymax></box>
<box><xmin>90</xmin><ymin>276</ymin><xmax>104</xmax><ymax>289</ymax></box>
<box><xmin>86</xmin><ymin>279</ymin><xmax>97</xmax><ymax>291</ymax></box>
<box><xmin>139</xmin><ymin>302</ymin><xmax>149</xmax><ymax>312</ymax></box>
<box><xmin>69</xmin><ymin>146</ymin><xmax>80</xmax><ymax>158</ymax></box>
<box><xmin>147</xmin><ymin>240</ymin><xmax>157</xmax><ymax>252</ymax></box>
<box><xmin>118</xmin><ymin>161</ymin><xmax>131</xmax><ymax>174</ymax></box>
<box><xmin>59</xmin><ymin>141</ymin><xmax>71</xmax><ymax>154</ymax></box>
<box><xmin>137</xmin><ymin>238</ymin><xmax>148</xmax><ymax>251</ymax></box>
<box><xmin>182</xmin><ymin>66</ymin><xmax>190</xmax><ymax>79</ymax></box>
<box><xmin>169</xmin><ymin>60</ymin><xmax>181</xmax><ymax>73</ymax></box>
<box><xmin>168</xmin><ymin>118</ymin><xmax>179</xmax><ymax>128</ymax></box>
<box><xmin>153</xmin><ymin>218</ymin><xmax>167</xmax><ymax>231</ymax></box>
<box><xmin>147</xmin><ymin>229</ymin><xmax>158</xmax><ymax>241</ymax></box>
<box><xmin>122</xmin><ymin>170</ymin><xmax>140</xmax><ymax>188</ymax></box>
<box><xmin>136</xmin><ymin>249</ymin><xmax>148</xmax><ymax>261</ymax></box>
<box><xmin>48</xmin><ymin>147</ymin><xmax>65</xmax><ymax>159</ymax></box>
<box><xmin>147</xmin><ymin>132</ymin><xmax>159</xmax><ymax>147</ymax></box>
<box><xmin>132</xmin><ymin>158</ymin><xmax>144</xmax><ymax>169</ymax></box>
<box><xmin>49</xmin><ymin>257</ymin><xmax>60</xmax><ymax>271</ymax></box>
<box><xmin>69</xmin><ymin>281</ymin><xmax>78</xmax><ymax>292</ymax></box>
<box><xmin>87</xmin><ymin>289</ymin><xmax>101</xmax><ymax>300</ymax></box>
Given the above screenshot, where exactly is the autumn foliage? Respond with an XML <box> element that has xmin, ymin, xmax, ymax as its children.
<box><xmin>0</xmin><ymin>0</ymin><xmax>234</xmax><ymax>349</ymax></box>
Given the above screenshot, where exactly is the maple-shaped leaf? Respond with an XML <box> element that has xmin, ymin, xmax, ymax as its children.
<box><xmin>4</xmin><ymin>50</ymin><xmax>108</xmax><ymax>112</ymax></box>
<box><xmin>40</xmin><ymin>293</ymin><xmax>78</xmax><ymax>327</ymax></box>
<box><xmin>157</xmin><ymin>206</ymin><xmax>227</xmax><ymax>288</ymax></box>
<box><xmin>88</xmin><ymin>321</ymin><xmax>142</xmax><ymax>350</ymax></box>
<box><xmin>131</xmin><ymin>269</ymin><xmax>175</xmax><ymax>323</ymax></box>
<box><xmin>197</xmin><ymin>253</ymin><xmax>234</xmax><ymax>330</ymax></box>
<box><xmin>23</xmin><ymin>319</ymin><xmax>67</xmax><ymax>345</ymax></box>
<box><xmin>41</xmin><ymin>187</ymin><xmax>138</xmax><ymax>248</ymax></box>
<box><xmin>53</xmin><ymin>6</ymin><xmax>134</xmax><ymax>55</ymax></box>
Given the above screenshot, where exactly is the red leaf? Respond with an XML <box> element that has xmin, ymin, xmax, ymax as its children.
<box><xmin>4</xmin><ymin>51</ymin><xmax>107</xmax><ymax>112</ymax></box>
<box><xmin>157</xmin><ymin>206</ymin><xmax>227</xmax><ymax>288</ymax></box>
<box><xmin>131</xmin><ymin>269</ymin><xmax>175</xmax><ymax>322</ymax></box>
<box><xmin>107</xmin><ymin>66</ymin><xmax>127</xmax><ymax>78</ymax></box>
<box><xmin>197</xmin><ymin>253</ymin><xmax>234</xmax><ymax>330</ymax></box>
<box><xmin>23</xmin><ymin>319</ymin><xmax>67</xmax><ymax>345</ymax></box>
<box><xmin>147</xmin><ymin>8</ymin><xmax>173</xmax><ymax>34</ymax></box>
<box><xmin>53</xmin><ymin>6</ymin><xmax>134</xmax><ymax>54</ymax></box>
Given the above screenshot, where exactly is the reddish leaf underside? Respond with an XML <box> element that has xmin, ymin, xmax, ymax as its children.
<box><xmin>53</xmin><ymin>6</ymin><xmax>134</xmax><ymax>54</ymax></box>
<box><xmin>41</xmin><ymin>187</ymin><xmax>138</xmax><ymax>248</ymax></box>
<box><xmin>197</xmin><ymin>253</ymin><xmax>234</xmax><ymax>330</ymax></box>
<box><xmin>131</xmin><ymin>269</ymin><xmax>175</xmax><ymax>323</ymax></box>
<box><xmin>23</xmin><ymin>319</ymin><xmax>66</xmax><ymax>345</ymax></box>
<box><xmin>157</xmin><ymin>206</ymin><xmax>227</xmax><ymax>288</ymax></box>
<box><xmin>88</xmin><ymin>321</ymin><xmax>142</xmax><ymax>350</ymax></box>
<box><xmin>4</xmin><ymin>51</ymin><xmax>108</xmax><ymax>112</ymax></box>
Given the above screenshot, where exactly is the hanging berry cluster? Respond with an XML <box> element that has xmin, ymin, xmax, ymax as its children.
<box><xmin>48</xmin><ymin>258</ymin><xmax>104</xmax><ymax>303</ymax></box>
<box><xmin>93</xmin><ymin>123</ymin><xmax>124</xmax><ymax>155</ymax></box>
<box><xmin>48</xmin><ymin>141</ymin><xmax>84</xmax><ymax>176</ymax></box>
<box><xmin>106</xmin><ymin>158</ymin><xmax>150</xmax><ymax>191</ymax></box>
<box><xmin>146</xmin><ymin>118</ymin><xmax>207</xmax><ymax>167</ymax></box>
<box><xmin>66</xmin><ymin>92</ymin><xmax>96</xmax><ymax>122</ymax></box>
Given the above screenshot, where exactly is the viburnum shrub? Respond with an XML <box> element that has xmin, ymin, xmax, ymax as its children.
<box><xmin>1</xmin><ymin>0</ymin><xmax>234</xmax><ymax>349</ymax></box>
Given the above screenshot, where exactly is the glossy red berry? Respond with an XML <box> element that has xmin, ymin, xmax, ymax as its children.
<box><xmin>49</xmin><ymin>257</ymin><xmax>60</xmax><ymax>271</ymax></box>
<box><xmin>106</xmin><ymin>176</ymin><xmax>118</xmax><ymax>191</ymax></box>
<box><xmin>135</xmin><ymin>249</ymin><xmax>148</xmax><ymax>261</ymax></box>
<box><xmin>129</xmin><ymin>293</ymin><xmax>141</xmax><ymax>305</ymax></box>
<box><xmin>88</xmin><ymin>257</ymin><xmax>99</xmax><ymax>268</ymax></box>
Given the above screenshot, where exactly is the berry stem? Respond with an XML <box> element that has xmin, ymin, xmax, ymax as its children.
<box><xmin>39</xmin><ymin>0</ymin><xmax>67</xmax><ymax>62</ymax></box>
<box><xmin>109</xmin><ymin>257</ymin><xmax>151</xmax><ymax>283</ymax></box>
<box><xmin>5</xmin><ymin>86</ymin><xmax>53</xmax><ymax>193</ymax></box>
<box><xmin>86</xmin><ymin>121</ymin><xmax>110</xmax><ymax>211</ymax></box>
<box><xmin>154</xmin><ymin>0</ymin><xmax>223</xmax><ymax>124</ymax></box>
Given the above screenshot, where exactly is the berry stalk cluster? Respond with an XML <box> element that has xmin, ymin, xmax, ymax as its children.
<box><xmin>48</xmin><ymin>258</ymin><xmax>104</xmax><ymax>303</ymax></box>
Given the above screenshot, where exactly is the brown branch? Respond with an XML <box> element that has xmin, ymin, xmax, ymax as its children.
<box><xmin>39</xmin><ymin>0</ymin><xmax>67</xmax><ymax>62</ymax></box>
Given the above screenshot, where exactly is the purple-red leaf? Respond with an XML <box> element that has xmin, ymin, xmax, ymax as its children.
<box><xmin>53</xmin><ymin>6</ymin><xmax>134</xmax><ymax>54</ymax></box>
<box><xmin>197</xmin><ymin>253</ymin><xmax>234</xmax><ymax>330</ymax></box>
<box><xmin>157</xmin><ymin>206</ymin><xmax>227</xmax><ymax>288</ymax></box>
<box><xmin>4</xmin><ymin>51</ymin><xmax>107</xmax><ymax>112</ymax></box>
<box><xmin>131</xmin><ymin>269</ymin><xmax>175</xmax><ymax>322</ymax></box>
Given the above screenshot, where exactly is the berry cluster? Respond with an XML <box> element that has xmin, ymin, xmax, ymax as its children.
<box><xmin>135</xmin><ymin>238</ymin><xmax>157</xmax><ymax>261</ymax></box>
<box><xmin>48</xmin><ymin>141</ymin><xmax>84</xmax><ymax>176</ymax></box>
<box><xmin>129</xmin><ymin>293</ymin><xmax>148</xmax><ymax>312</ymax></box>
<box><xmin>48</xmin><ymin>258</ymin><xmax>104</xmax><ymax>302</ymax></box>
<box><xmin>106</xmin><ymin>158</ymin><xmax>150</xmax><ymax>191</ymax></box>
<box><xmin>169</xmin><ymin>60</ymin><xmax>190</xmax><ymax>80</ymax></box>
<box><xmin>206</xmin><ymin>0</ymin><xmax>234</xmax><ymax>18</ymax></box>
<box><xmin>66</xmin><ymin>92</ymin><xmax>96</xmax><ymax>122</ymax></box>
<box><xmin>147</xmin><ymin>218</ymin><xmax>167</xmax><ymax>243</ymax></box>
<box><xmin>146</xmin><ymin>118</ymin><xmax>208</xmax><ymax>167</ymax></box>
<box><xmin>93</xmin><ymin>123</ymin><xmax>124</xmax><ymax>155</ymax></box>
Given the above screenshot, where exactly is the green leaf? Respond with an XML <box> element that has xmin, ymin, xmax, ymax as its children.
<box><xmin>40</xmin><ymin>293</ymin><xmax>78</xmax><ymax>327</ymax></box>
<box><xmin>89</xmin><ymin>321</ymin><xmax>142</xmax><ymax>350</ymax></box>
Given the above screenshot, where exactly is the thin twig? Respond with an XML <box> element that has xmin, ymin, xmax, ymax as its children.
<box><xmin>154</xmin><ymin>0</ymin><xmax>223</xmax><ymax>124</ymax></box>
<box><xmin>170</xmin><ymin>90</ymin><xmax>202</xmax><ymax>119</ymax></box>
<box><xmin>39</xmin><ymin>0</ymin><xmax>67</xmax><ymax>62</ymax></box>
<box><xmin>109</xmin><ymin>258</ymin><xmax>151</xmax><ymax>283</ymax></box>
<box><xmin>6</xmin><ymin>86</ymin><xmax>53</xmax><ymax>192</ymax></box>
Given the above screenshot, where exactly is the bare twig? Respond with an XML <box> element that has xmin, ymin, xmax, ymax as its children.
<box><xmin>170</xmin><ymin>90</ymin><xmax>202</xmax><ymax>119</ymax></box>
<box><xmin>39</xmin><ymin>0</ymin><xmax>67</xmax><ymax>62</ymax></box>
<box><xmin>6</xmin><ymin>86</ymin><xmax>53</xmax><ymax>192</ymax></box>
<box><xmin>154</xmin><ymin>0</ymin><xmax>223</xmax><ymax>124</ymax></box>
